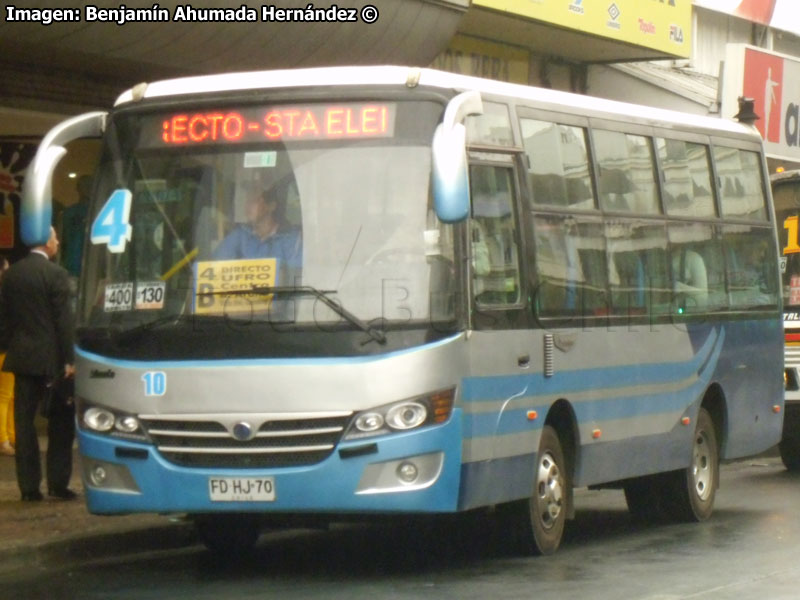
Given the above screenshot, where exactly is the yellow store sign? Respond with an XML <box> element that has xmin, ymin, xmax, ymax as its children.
<box><xmin>194</xmin><ymin>258</ymin><xmax>277</xmax><ymax>315</ymax></box>
<box><xmin>431</xmin><ymin>35</ymin><xmax>530</xmax><ymax>84</ymax></box>
<box><xmin>473</xmin><ymin>0</ymin><xmax>691</xmax><ymax>58</ymax></box>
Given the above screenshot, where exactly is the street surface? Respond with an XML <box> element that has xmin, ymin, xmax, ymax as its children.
<box><xmin>3</xmin><ymin>456</ymin><xmax>800</xmax><ymax>600</ymax></box>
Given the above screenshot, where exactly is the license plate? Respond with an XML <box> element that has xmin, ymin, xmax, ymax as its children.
<box><xmin>208</xmin><ymin>477</ymin><xmax>275</xmax><ymax>502</ymax></box>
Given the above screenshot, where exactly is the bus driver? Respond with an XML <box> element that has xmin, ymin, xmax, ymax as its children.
<box><xmin>213</xmin><ymin>181</ymin><xmax>302</xmax><ymax>271</ymax></box>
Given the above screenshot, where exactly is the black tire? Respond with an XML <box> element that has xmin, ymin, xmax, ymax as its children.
<box><xmin>779</xmin><ymin>432</ymin><xmax>800</xmax><ymax>471</ymax></box>
<box><xmin>498</xmin><ymin>425</ymin><xmax>568</xmax><ymax>555</ymax></box>
<box><xmin>195</xmin><ymin>514</ymin><xmax>261</xmax><ymax>555</ymax></box>
<box><xmin>662</xmin><ymin>408</ymin><xmax>719</xmax><ymax>522</ymax></box>
<box><xmin>779</xmin><ymin>406</ymin><xmax>800</xmax><ymax>471</ymax></box>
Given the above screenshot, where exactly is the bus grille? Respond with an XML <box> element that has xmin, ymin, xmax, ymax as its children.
<box><xmin>138</xmin><ymin>415</ymin><xmax>352</xmax><ymax>469</ymax></box>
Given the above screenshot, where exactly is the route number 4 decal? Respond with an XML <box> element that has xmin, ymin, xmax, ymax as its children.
<box><xmin>91</xmin><ymin>189</ymin><xmax>132</xmax><ymax>253</ymax></box>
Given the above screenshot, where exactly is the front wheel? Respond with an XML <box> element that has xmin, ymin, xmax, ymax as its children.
<box><xmin>662</xmin><ymin>408</ymin><xmax>719</xmax><ymax>522</ymax></box>
<box><xmin>498</xmin><ymin>425</ymin><xmax>568</xmax><ymax>555</ymax></box>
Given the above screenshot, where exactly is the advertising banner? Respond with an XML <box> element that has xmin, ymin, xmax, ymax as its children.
<box><xmin>722</xmin><ymin>45</ymin><xmax>800</xmax><ymax>163</ymax></box>
<box><xmin>431</xmin><ymin>35</ymin><xmax>530</xmax><ymax>84</ymax></box>
<box><xmin>473</xmin><ymin>0</ymin><xmax>691</xmax><ymax>58</ymax></box>
<box><xmin>694</xmin><ymin>1</ymin><xmax>800</xmax><ymax>38</ymax></box>
<box><xmin>0</xmin><ymin>138</ymin><xmax>38</xmax><ymax>258</ymax></box>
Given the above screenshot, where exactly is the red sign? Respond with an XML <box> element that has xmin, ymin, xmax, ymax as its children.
<box><xmin>743</xmin><ymin>48</ymin><xmax>784</xmax><ymax>143</ymax></box>
<box><xmin>152</xmin><ymin>103</ymin><xmax>396</xmax><ymax>147</ymax></box>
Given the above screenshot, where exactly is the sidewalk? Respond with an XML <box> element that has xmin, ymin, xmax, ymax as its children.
<box><xmin>0</xmin><ymin>427</ymin><xmax>197</xmax><ymax>574</ymax></box>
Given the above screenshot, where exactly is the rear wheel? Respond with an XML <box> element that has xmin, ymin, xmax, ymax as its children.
<box><xmin>499</xmin><ymin>425</ymin><xmax>568</xmax><ymax>555</ymax></box>
<box><xmin>195</xmin><ymin>514</ymin><xmax>261</xmax><ymax>555</ymax></box>
<box><xmin>662</xmin><ymin>408</ymin><xmax>719</xmax><ymax>522</ymax></box>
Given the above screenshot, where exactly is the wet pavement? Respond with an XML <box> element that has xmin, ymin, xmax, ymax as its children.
<box><xmin>0</xmin><ymin>422</ymin><xmax>195</xmax><ymax>574</ymax></box>
<box><xmin>0</xmin><ymin>452</ymin><xmax>797</xmax><ymax>599</ymax></box>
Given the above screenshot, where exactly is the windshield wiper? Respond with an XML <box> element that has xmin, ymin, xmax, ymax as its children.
<box><xmin>199</xmin><ymin>285</ymin><xmax>387</xmax><ymax>344</ymax></box>
<box><xmin>112</xmin><ymin>314</ymin><xmax>186</xmax><ymax>345</ymax></box>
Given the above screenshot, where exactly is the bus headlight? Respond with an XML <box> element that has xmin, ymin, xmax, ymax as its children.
<box><xmin>344</xmin><ymin>388</ymin><xmax>455</xmax><ymax>440</ymax></box>
<box><xmin>115</xmin><ymin>415</ymin><xmax>141</xmax><ymax>433</ymax></box>
<box><xmin>77</xmin><ymin>400</ymin><xmax>147</xmax><ymax>441</ymax></box>
<box><xmin>386</xmin><ymin>402</ymin><xmax>427</xmax><ymax>430</ymax></box>
<box><xmin>355</xmin><ymin>412</ymin><xmax>384</xmax><ymax>432</ymax></box>
<box><xmin>83</xmin><ymin>407</ymin><xmax>115</xmax><ymax>432</ymax></box>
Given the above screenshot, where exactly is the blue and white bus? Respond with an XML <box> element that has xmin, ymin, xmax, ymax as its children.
<box><xmin>24</xmin><ymin>66</ymin><xmax>783</xmax><ymax>555</ymax></box>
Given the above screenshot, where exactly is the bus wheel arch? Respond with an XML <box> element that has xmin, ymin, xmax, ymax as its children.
<box><xmin>544</xmin><ymin>400</ymin><xmax>578</xmax><ymax>520</ymax></box>
<box><xmin>662</xmin><ymin>387</ymin><xmax>725</xmax><ymax>523</ymax></box>
<box><xmin>496</xmin><ymin>399</ymin><xmax>578</xmax><ymax>555</ymax></box>
<box><xmin>701</xmin><ymin>383</ymin><xmax>728</xmax><ymax>461</ymax></box>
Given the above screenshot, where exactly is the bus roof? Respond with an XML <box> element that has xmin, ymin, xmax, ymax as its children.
<box><xmin>115</xmin><ymin>65</ymin><xmax>757</xmax><ymax>140</ymax></box>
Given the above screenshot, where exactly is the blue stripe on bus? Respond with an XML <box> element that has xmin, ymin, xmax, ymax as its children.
<box><xmin>461</xmin><ymin>327</ymin><xmax>722</xmax><ymax>404</ymax></box>
<box><xmin>461</xmin><ymin>327</ymin><xmax>724</xmax><ymax>439</ymax></box>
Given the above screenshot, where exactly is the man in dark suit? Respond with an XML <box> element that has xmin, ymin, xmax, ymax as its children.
<box><xmin>0</xmin><ymin>226</ymin><xmax>76</xmax><ymax>501</ymax></box>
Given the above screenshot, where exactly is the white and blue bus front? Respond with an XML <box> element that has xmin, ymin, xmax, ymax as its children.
<box><xmin>67</xmin><ymin>87</ymin><xmax>476</xmax><ymax>518</ymax></box>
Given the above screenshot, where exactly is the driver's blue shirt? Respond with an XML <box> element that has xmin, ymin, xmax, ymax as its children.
<box><xmin>213</xmin><ymin>225</ymin><xmax>302</xmax><ymax>269</ymax></box>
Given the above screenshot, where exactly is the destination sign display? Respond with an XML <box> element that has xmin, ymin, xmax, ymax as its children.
<box><xmin>141</xmin><ymin>103</ymin><xmax>396</xmax><ymax>147</ymax></box>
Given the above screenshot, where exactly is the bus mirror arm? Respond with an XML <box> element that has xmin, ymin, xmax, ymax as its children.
<box><xmin>432</xmin><ymin>91</ymin><xmax>483</xmax><ymax>224</ymax></box>
<box><xmin>21</xmin><ymin>111</ymin><xmax>106</xmax><ymax>246</ymax></box>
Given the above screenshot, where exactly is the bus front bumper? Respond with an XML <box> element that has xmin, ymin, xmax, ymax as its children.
<box><xmin>77</xmin><ymin>413</ymin><xmax>462</xmax><ymax>515</ymax></box>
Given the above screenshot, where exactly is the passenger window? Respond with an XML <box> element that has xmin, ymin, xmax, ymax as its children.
<box><xmin>531</xmin><ymin>214</ymin><xmax>607</xmax><ymax>318</ymax></box>
<box><xmin>470</xmin><ymin>164</ymin><xmax>521</xmax><ymax>306</ymax></box>
<box><xmin>656</xmin><ymin>139</ymin><xmax>716</xmax><ymax>217</ymax></box>
<box><xmin>593</xmin><ymin>130</ymin><xmax>660</xmax><ymax>214</ymax></box>
<box><xmin>722</xmin><ymin>226</ymin><xmax>779</xmax><ymax>308</ymax></box>
<box><xmin>520</xmin><ymin>119</ymin><xmax>594</xmax><ymax>209</ymax></box>
<box><xmin>713</xmin><ymin>147</ymin><xmax>768</xmax><ymax>221</ymax></box>
<box><xmin>466</xmin><ymin>102</ymin><xmax>514</xmax><ymax>147</ymax></box>
<box><xmin>668</xmin><ymin>223</ymin><xmax>726</xmax><ymax>314</ymax></box>
<box><xmin>606</xmin><ymin>220</ymin><xmax>670</xmax><ymax>317</ymax></box>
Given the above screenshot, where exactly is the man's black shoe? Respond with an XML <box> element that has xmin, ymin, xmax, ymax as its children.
<box><xmin>48</xmin><ymin>488</ymin><xmax>77</xmax><ymax>500</ymax></box>
<box><xmin>21</xmin><ymin>491</ymin><xmax>43</xmax><ymax>502</ymax></box>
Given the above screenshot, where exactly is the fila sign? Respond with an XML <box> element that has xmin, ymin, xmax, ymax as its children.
<box><xmin>723</xmin><ymin>44</ymin><xmax>800</xmax><ymax>162</ymax></box>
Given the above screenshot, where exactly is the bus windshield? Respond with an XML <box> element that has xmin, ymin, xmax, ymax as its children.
<box><xmin>774</xmin><ymin>178</ymin><xmax>800</xmax><ymax>309</ymax></box>
<box><xmin>78</xmin><ymin>99</ymin><xmax>458</xmax><ymax>353</ymax></box>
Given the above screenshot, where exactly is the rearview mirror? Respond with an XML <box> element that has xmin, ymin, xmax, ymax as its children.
<box><xmin>431</xmin><ymin>91</ymin><xmax>483</xmax><ymax>223</ymax></box>
<box><xmin>22</xmin><ymin>111</ymin><xmax>106</xmax><ymax>246</ymax></box>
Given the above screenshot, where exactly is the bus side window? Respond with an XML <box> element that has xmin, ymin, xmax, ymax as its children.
<box><xmin>520</xmin><ymin>118</ymin><xmax>595</xmax><ymax>210</ymax></box>
<box><xmin>656</xmin><ymin>138</ymin><xmax>716</xmax><ymax>218</ymax></box>
<box><xmin>723</xmin><ymin>225</ymin><xmax>779</xmax><ymax>309</ymax></box>
<box><xmin>606</xmin><ymin>220</ymin><xmax>670</xmax><ymax>316</ymax></box>
<box><xmin>668</xmin><ymin>223</ymin><xmax>726</xmax><ymax>313</ymax></box>
<box><xmin>713</xmin><ymin>146</ymin><xmax>768</xmax><ymax>221</ymax></box>
<box><xmin>469</xmin><ymin>164</ymin><xmax>521</xmax><ymax>306</ymax></box>
<box><xmin>531</xmin><ymin>214</ymin><xmax>607</xmax><ymax>318</ymax></box>
<box><xmin>593</xmin><ymin>129</ymin><xmax>660</xmax><ymax>215</ymax></box>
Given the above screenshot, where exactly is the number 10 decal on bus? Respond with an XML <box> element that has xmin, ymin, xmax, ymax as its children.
<box><xmin>22</xmin><ymin>66</ymin><xmax>783</xmax><ymax>556</ymax></box>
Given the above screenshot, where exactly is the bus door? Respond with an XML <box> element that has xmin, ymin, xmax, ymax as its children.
<box><xmin>462</xmin><ymin>151</ymin><xmax>539</xmax><ymax>504</ymax></box>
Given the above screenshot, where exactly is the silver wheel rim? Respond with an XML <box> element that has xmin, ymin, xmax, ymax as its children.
<box><xmin>536</xmin><ymin>451</ymin><xmax>563</xmax><ymax>530</ymax></box>
<box><xmin>692</xmin><ymin>429</ymin><xmax>713</xmax><ymax>501</ymax></box>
